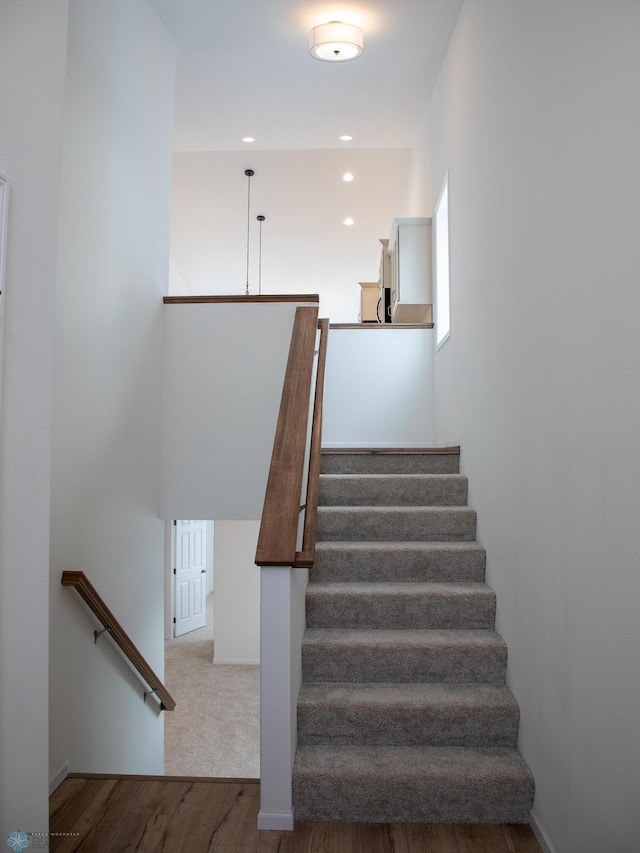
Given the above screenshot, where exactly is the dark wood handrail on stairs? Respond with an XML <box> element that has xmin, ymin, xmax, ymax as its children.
<box><xmin>255</xmin><ymin>307</ymin><xmax>329</xmax><ymax>568</ymax></box>
<box><xmin>61</xmin><ymin>570</ymin><xmax>176</xmax><ymax>711</ymax></box>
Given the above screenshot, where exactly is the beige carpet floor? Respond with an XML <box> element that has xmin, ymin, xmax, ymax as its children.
<box><xmin>164</xmin><ymin>594</ymin><xmax>260</xmax><ymax>778</ymax></box>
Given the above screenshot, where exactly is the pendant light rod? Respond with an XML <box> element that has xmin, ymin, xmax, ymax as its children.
<box><xmin>244</xmin><ymin>169</ymin><xmax>254</xmax><ymax>295</ymax></box>
<box><xmin>257</xmin><ymin>215</ymin><xmax>265</xmax><ymax>295</ymax></box>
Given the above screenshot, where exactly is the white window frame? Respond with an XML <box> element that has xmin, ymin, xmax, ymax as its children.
<box><xmin>434</xmin><ymin>171</ymin><xmax>451</xmax><ymax>350</ymax></box>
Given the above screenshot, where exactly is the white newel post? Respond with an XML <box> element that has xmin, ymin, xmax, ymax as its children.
<box><xmin>258</xmin><ymin>565</ymin><xmax>308</xmax><ymax>831</ymax></box>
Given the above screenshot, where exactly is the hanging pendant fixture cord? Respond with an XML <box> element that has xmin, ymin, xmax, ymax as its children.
<box><xmin>257</xmin><ymin>215</ymin><xmax>265</xmax><ymax>295</ymax></box>
<box><xmin>244</xmin><ymin>169</ymin><xmax>254</xmax><ymax>295</ymax></box>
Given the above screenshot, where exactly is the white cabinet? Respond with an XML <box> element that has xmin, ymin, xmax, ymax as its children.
<box><xmin>388</xmin><ymin>217</ymin><xmax>432</xmax><ymax>324</ymax></box>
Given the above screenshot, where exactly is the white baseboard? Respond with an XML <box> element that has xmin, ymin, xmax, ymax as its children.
<box><xmin>530</xmin><ymin>809</ymin><xmax>559</xmax><ymax>853</ymax></box>
<box><xmin>49</xmin><ymin>761</ymin><xmax>69</xmax><ymax>795</ymax></box>
<box><xmin>212</xmin><ymin>658</ymin><xmax>260</xmax><ymax>665</ymax></box>
<box><xmin>257</xmin><ymin>810</ymin><xmax>294</xmax><ymax>831</ymax></box>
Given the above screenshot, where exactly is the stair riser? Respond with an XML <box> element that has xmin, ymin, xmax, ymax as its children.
<box><xmin>302</xmin><ymin>644</ymin><xmax>506</xmax><ymax>685</ymax></box>
<box><xmin>319</xmin><ymin>475</ymin><xmax>468</xmax><ymax>507</ymax></box>
<box><xmin>312</xmin><ymin>544</ymin><xmax>486</xmax><ymax>583</ymax></box>
<box><xmin>320</xmin><ymin>453</ymin><xmax>460</xmax><ymax>475</ymax></box>
<box><xmin>298</xmin><ymin>707</ymin><xmax>519</xmax><ymax>748</ymax></box>
<box><xmin>293</xmin><ymin>776</ymin><xmax>533</xmax><ymax>824</ymax></box>
<box><xmin>317</xmin><ymin>508</ymin><xmax>477</xmax><ymax>542</ymax></box>
<box><xmin>306</xmin><ymin>590</ymin><xmax>496</xmax><ymax>630</ymax></box>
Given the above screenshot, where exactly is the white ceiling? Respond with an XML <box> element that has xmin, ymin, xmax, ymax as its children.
<box><xmin>148</xmin><ymin>0</ymin><xmax>463</xmax><ymax>151</ymax></box>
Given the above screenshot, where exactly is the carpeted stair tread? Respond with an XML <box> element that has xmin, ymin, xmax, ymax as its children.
<box><xmin>313</xmin><ymin>541</ymin><xmax>487</xmax><ymax>583</ymax></box>
<box><xmin>320</xmin><ymin>452</ymin><xmax>460</xmax><ymax>475</ymax></box>
<box><xmin>317</xmin><ymin>506</ymin><xmax>477</xmax><ymax>542</ymax></box>
<box><xmin>293</xmin><ymin>744</ymin><xmax>535</xmax><ymax>824</ymax></box>
<box><xmin>306</xmin><ymin>581</ymin><xmax>496</xmax><ymax>629</ymax></box>
<box><xmin>302</xmin><ymin>628</ymin><xmax>507</xmax><ymax>684</ymax></box>
<box><xmin>297</xmin><ymin>682</ymin><xmax>520</xmax><ymax>747</ymax></box>
<box><xmin>319</xmin><ymin>474</ymin><xmax>468</xmax><ymax>506</ymax></box>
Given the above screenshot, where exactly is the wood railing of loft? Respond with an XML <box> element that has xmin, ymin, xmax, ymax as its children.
<box><xmin>163</xmin><ymin>294</ymin><xmax>320</xmax><ymax>305</ymax></box>
<box><xmin>255</xmin><ymin>307</ymin><xmax>329</xmax><ymax>568</ymax></box>
<box><xmin>61</xmin><ymin>571</ymin><xmax>176</xmax><ymax>711</ymax></box>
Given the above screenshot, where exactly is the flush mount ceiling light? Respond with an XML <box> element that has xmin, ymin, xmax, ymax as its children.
<box><xmin>309</xmin><ymin>22</ymin><xmax>363</xmax><ymax>62</ymax></box>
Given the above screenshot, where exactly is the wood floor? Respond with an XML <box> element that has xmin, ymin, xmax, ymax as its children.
<box><xmin>49</xmin><ymin>775</ymin><xmax>543</xmax><ymax>853</ymax></box>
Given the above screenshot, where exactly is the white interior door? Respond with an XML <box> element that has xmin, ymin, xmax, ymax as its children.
<box><xmin>174</xmin><ymin>519</ymin><xmax>207</xmax><ymax>636</ymax></box>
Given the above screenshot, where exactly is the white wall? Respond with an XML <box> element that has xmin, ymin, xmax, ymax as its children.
<box><xmin>403</xmin><ymin>108</ymin><xmax>433</xmax><ymax>217</ymax></box>
<box><xmin>49</xmin><ymin>0</ymin><xmax>176</xmax><ymax>777</ymax></box>
<box><xmin>169</xmin><ymin>149</ymin><xmax>411</xmax><ymax>322</ymax></box>
<box><xmin>323</xmin><ymin>328</ymin><xmax>435</xmax><ymax>447</ymax></box>
<box><xmin>213</xmin><ymin>521</ymin><xmax>261</xmax><ymax>664</ymax></box>
<box><xmin>413</xmin><ymin>2</ymin><xmax>640</xmax><ymax>851</ymax></box>
<box><xmin>0</xmin><ymin>1</ymin><xmax>69</xmax><ymax>839</ymax></box>
<box><xmin>161</xmin><ymin>301</ymin><xmax>316</xmax><ymax>520</ymax></box>
<box><xmin>206</xmin><ymin>520</ymin><xmax>215</xmax><ymax>596</ymax></box>
<box><xmin>258</xmin><ymin>564</ymin><xmax>309</xmax><ymax>830</ymax></box>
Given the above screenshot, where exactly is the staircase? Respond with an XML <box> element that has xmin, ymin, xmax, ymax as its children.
<box><xmin>292</xmin><ymin>448</ymin><xmax>535</xmax><ymax>824</ymax></box>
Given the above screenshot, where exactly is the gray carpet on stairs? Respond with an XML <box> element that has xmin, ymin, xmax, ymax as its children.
<box><xmin>313</xmin><ymin>541</ymin><xmax>487</xmax><ymax>583</ymax></box>
<box><xmin>292</xmin><ymin>449</ymin><xmax>535</xmax><ymax>824</ymax></box>
<box><xmin>294</xmin><ymin>745</ymin><xmax>534</xmax><ymax>824</ymax></box>
<box><xmin>306</xmin><ymin>581</ymin><xmax>496</xmax><ymax>629</ymax></box>
<box><xmin>319</xmin><ymin>474</ymin><xmax>469</xmax><ymax>506</ymax></box>
<box><xmin>319</xmin><ymin>451</ymin><xmax>461</xmax><ymax>475</ymax></box>
<box><xmin>317</xmin><ymin>506</ymin><xmax>478</xmax><ymax>541</ymax></box>
<box><xmin>297</xmin><ymin>682</ymin><xmax>520</xmax><ymax>747</ymax></box>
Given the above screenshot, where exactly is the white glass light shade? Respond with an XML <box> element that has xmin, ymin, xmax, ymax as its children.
<box><xmin>309</xmin><ymin>22</ymin><xmax>363</xmax><ymax>62</ymax></box>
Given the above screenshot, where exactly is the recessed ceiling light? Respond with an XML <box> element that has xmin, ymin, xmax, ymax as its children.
<box><xmin>242</xmin><ymin>137</ymin><xmax>255</xmax><ymax>143</ymax></box>
<box><xmin>339</xmin><ymin>135</ymin><xmax>353</xmax><ymax>141</ymax></box>
<box><xmin>342</xmin><ymin>173</ymin><xmax>354</xmax><ymax>182</ymax></box>
<box><xmin>343</xmin><ymin>217</ymin><xmax>355</xmax><ymax>226</ymax></box>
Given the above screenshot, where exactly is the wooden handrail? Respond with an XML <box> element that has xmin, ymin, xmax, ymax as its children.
<box><xmin>294</xmin><ymin>317</ymin><xmax>329</xmax><ymax>568</ymax></box>
<box><xmin>61</xmin><ymin>571</ymin><xmax>176</xmax><ymax>711</ymax></box>
<box><xmin>255</xmin><ymin>306</ymin><xmax>320</xmax><ymax>567</ymax></box>
<box><xmin>163</xmin><ymin>295</ymin><xmax>319</xmax><ymax>305</ymax></box>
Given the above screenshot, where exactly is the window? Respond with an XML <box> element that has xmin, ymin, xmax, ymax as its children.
<box><xmin>434</xmin><ymin>172</ymin><xmax>450</xmax><ymax>349</ymax></box>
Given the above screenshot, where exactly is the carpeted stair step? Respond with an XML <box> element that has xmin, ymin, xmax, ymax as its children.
<box><xmin>317</xmin><ymin>506</ymin><xmax>477</xmax><ymax>542</ymax></box>
<box><xmin>306</xmin><ymin>582</ymin><xmax>496</xmax><ymax>629</ymax></box>
<box><xmin>302</xmin><ymin>628</ymin><xmax>507</xmax><ymax>684</ymax></box>
<box><xmin>313</xmin><ymin>541</ymin><xmax>486</xmax><ymax>583</ymax></box>
<box><xmin>297</xmin><ymin>682</ymin><xmax>520</xmax><ymax>747</ymax></box>
<box><xmin>320</xmin><ymin>451</ymin><xmax>460</xmax><ymax>475</ymax></box>
<box><xmin>293</xmin><ymin>744</ymin><xmax>534</xmax><ymax>824</ymax></box>
<box><xmin>318</xmin><ymin>473</ymin><xmax>468</xmax><ymax>507</ymax></box>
